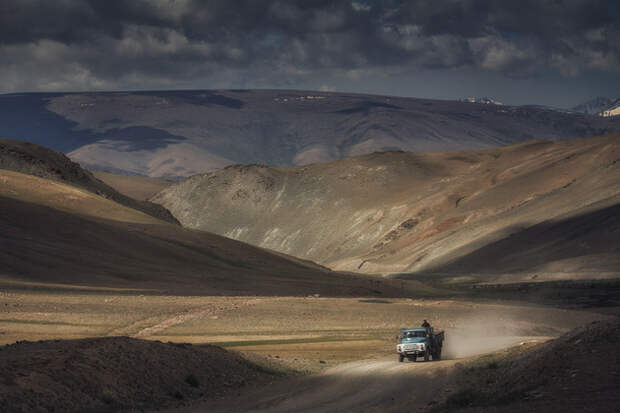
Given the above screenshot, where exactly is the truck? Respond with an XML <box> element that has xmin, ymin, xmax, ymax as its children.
<box><xmin>396</xmin><ymin>327</ymin><xmax>444</xmax><ymax>362</ymax></box>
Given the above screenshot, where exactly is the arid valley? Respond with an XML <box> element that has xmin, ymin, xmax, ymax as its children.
<box><xmin>2</xmin><ymin>120</ymin><xmax>619</xmax><ymax>412</ymax></box>
<box><xmin>2</xmin><ymin>2</ymin><xmax>620</xmax><ymax>411</ymax></box>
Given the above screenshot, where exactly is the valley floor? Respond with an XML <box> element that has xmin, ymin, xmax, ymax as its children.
<box><xmin>0</xmin><ymin>281</ymin><xmax>605</xmax><ymax>368</ymax></box>
<box><xmin>1</xmin><ymin>280</ymin><xmax>617</xmax><ymax>412</ymax></box>
<box><xmin>161</xmin><ymin>317</ymin><xmax>620</xmax><ymax>413</ymax></box>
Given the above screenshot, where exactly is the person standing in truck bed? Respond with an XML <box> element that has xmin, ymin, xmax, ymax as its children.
<box><xmin>421</xmin><ymin>319</ymin><xmax>431</xmax><ymax>336</ymax></box>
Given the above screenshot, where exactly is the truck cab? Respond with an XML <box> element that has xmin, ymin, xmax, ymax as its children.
<box><xmin>396</xmin><ymin>327</ymin><xmax>444</xmax><ymax>362</ymax></box>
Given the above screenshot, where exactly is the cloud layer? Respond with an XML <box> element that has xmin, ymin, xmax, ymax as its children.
<box><xmin>1</xmin><ymin>0</ymin><xmax>618</xmax><ymax>94</ymax></box>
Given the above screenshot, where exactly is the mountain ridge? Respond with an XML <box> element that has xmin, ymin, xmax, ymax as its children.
<box><xmin>2</xmin><ymin>90</ymin><xmax>620</xmax><ymax>178</ymax></box>
<box><xmin>152</xmin><ymin>134</ymin><xmax>620</xmax><ymax>278</ymax></box>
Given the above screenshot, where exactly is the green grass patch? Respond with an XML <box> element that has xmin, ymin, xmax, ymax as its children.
<box><xmin>159</xmin><ymin>328</ymin><xmax>394</xmax><ymax>338</ymax></box>
<box><xmin>216</xmin><ymin>335</ymin><xmax>378</xmax><ymax>347</ymax></box>
<box><xmin>0</xmin><ymin>318</ymin><xmax>104</xmax><ymax>327</ymax></box>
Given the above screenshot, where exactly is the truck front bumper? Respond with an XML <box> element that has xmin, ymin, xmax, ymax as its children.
<box><xmin>399</xmin><ymin>350</ymin><xmax>425</xmax><ymax>355</ymax></box>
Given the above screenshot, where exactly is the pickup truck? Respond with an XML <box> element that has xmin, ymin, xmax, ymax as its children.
<box><xmin>396</xmin><ymin>327</ymin><xmax>444</xmax><ymax>362</ymax></box>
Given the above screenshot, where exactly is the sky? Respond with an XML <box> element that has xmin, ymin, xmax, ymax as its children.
<box><xmin>1</xmin><ymin>0</ymin><xmax>619</xmax><ymax>107</ymax></box>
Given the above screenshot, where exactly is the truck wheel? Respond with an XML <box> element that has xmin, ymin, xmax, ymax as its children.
<box><xmin>399</xmin><ymin>354</ymin><xmax>404</xmax><ymax>363</ymax></box>
<box><xmin>424</xmin><ymin>351</ymin><xmax>429</xmax><ymax>361</ymax></box>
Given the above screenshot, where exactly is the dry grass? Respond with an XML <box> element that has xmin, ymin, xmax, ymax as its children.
<box><xmin>0</xmin><ymin>169</ymin><xmax>162</xmax><ymax>224</ymax></box>
<box><xmin>0</xmin><ymin>285</ymin><xmax>604</xmax><ymax>374</ymax></box>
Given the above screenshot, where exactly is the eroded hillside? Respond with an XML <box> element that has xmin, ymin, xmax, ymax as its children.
<box><xmin>153</xmin><ymin>134</ymin><xmax>620</xmax><ymax>277</ymax></box>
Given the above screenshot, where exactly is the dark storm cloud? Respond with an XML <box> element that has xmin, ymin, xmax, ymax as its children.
<box><xmin>390</xmin><ymin>0</ymin><xmax>613</xmax><ymax>37</ymax></box>
<box><xmin>0</xmin><ymin>0</ymin><xmax>618</xmax><ymax>92</ymax></box>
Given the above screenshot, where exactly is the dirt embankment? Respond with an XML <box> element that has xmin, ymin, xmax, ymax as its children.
<box><xmin>0</xmin><ymin>337</ymin><xmax>274</xmax><ymax>413</ymax></box>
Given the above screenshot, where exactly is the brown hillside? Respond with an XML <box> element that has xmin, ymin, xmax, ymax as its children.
<box><xmin>0</xmin><ymin>169</ymin><xmax>397</xmax><ymax>296</ymax></box>
<box><xmin>152</xmin><ymin>134</ymin><xmax>620</xmax><ymax>278</ymax></box>
<box><xmin>0</xmin><ymin>138</ymin><xmax>178</xmax><ymax>224</ymax></box>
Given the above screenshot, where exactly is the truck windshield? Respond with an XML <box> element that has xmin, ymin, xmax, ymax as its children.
<box><xmin>403</xmin><ymin>331</ymin><xmax>426</xmax><ymax>338</ymax></box>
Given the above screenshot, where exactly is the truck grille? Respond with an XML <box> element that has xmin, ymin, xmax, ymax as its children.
<box><xmin>402</xmin><ymin>343</ymin><xmax>423</xmax><ymax>351</ymax></box>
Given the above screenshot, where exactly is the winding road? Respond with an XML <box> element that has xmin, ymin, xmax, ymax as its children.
<box><xmin>156</xmin><ymin>334</ymin><xmax>549</xmax><ymax>413</ymax></box>
<box><xmin>162</xmin><ymin>357</ymin><xmax>459</xmax><ymax>413</ymax></box>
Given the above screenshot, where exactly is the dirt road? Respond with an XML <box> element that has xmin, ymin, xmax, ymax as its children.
<box><xmin>157</xmin><ymin>334</ymin><xmax>546</xmax><ymax>413</ymax></box>
<box><xmin>160</xmin><ymin>358</ymin><xmax>456</xmax><ymax>413</ymax></box>
<box><xmin>2</xmin><ymin>288</ymin><xmax>601</xmax><ymax>412</ymax></box>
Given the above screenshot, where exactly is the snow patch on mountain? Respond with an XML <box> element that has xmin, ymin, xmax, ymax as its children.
<box><xmin>571</xmin><ymin>97</ymin><xmax>620</xmax><ymax>116</ymax></box>
<box><xmin>460</xmin><ymin>97</ymin><xmax>504</xmax><ymax>105</ymax></box>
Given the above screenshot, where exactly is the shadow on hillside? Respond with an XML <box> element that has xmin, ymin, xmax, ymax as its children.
<box><xmin>424</xmin><ymin>202</ymin><xmax>620</xmax><ymax>275</ymax></box>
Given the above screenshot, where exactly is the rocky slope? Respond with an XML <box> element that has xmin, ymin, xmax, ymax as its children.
<box><xmin>1</xmin><ymin>91</ymin><xmax>619</xmax><ymax>178</ymax></box>
<box><xmin>0</xmin><ymin>138</ymin><xmax>178</xmax><ymax>224</ymax></box>
<box><xmin>153</xmin><ymin>134</ymin><xmax>620</xmax><ymax>277</ymax></box>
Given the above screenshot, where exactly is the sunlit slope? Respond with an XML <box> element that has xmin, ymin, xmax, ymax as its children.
<box><xmin>153</xmin><ymin>134</ymin><xmax>620</xmax><ymax>277</ymax></box>
<box><xmin>0</xmin><ymin>169</ymin><xmax>392</xmax><ymax>296</ymax></box>
<box><xmin>0</xmin><ymin>169</ymin><xmax>162</xmax><ymax>224</ymax></box>
<box><xmin>0</xmin><ymin>138</ymin><xmax>178</xmax><ymax>223</ymax></box>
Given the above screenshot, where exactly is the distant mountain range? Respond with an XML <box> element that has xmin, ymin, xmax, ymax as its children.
<box><xmin>1</xmin><ymin>90</ymin><xmax>620</xmax><ymax>178</ymax></box>
<box><xmin>571</xmin><ymin>97</ymin><xmax>620</xmax><ymax>116</ymax></box>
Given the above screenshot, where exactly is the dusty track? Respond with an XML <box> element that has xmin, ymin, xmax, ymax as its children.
<box><xmin>156</xmin><ymin>334</ymin><xmax>547</xmax><ymax>413</ymax></box>
<box><xmin>161</xmin><ymin>358</ymin><xmax>458</xmax><ymax>413</ymax></box>
<box><xmin>107</xmin><ymin>302</ymin><xmax>248</xmax><ymax>337</ymax></box>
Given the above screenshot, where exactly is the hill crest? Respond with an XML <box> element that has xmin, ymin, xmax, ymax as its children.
<box><xmin>0</xmin><ymin>138</ymin><xmax>179</xmax><ymax>223</ymax></box>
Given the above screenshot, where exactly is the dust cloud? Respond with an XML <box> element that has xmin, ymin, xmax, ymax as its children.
<box><xmin>441</xmin><ymin>313</ymin><xmax>547</xmax><ymax>359</ymax></box>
